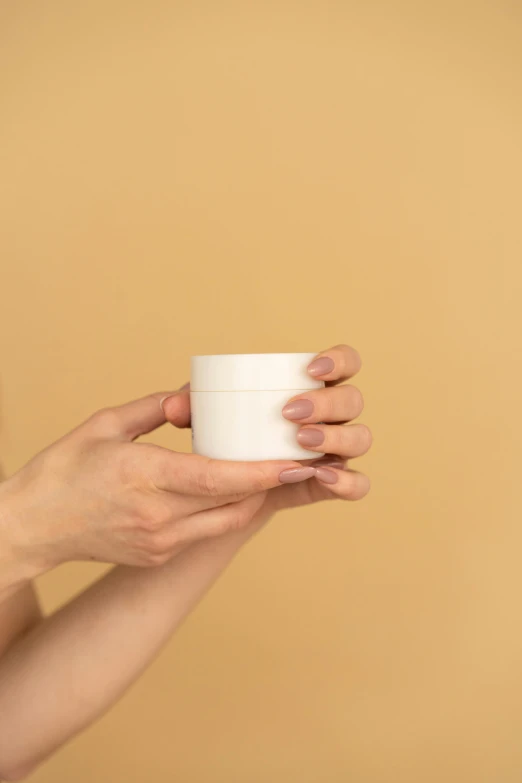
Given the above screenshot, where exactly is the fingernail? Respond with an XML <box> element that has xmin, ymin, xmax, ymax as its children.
<box><xmin>315</xmin><ymin>466</ymin><xmax>339</xmax><ymax>484</ymax></box>
<box><xmin>159</xmin><ymin>395</ymin><xmax>174</xmax><ymax>413</ymax></box>
<box><xmin>282</xmin><ymin>399</ymin><xmax>314</xmax><ymax>420</ymax></box>
<box><xmin>279</xmin><ymin>466</ymin><xmax>316</xmax><ymax>484</ymax></box>
<box><xmin>308</xmin><ymin>357</ymin><xmax>335</xmax><ymax>377</ymax></box>
<box><xmin>160</xmin><ymin>384</ymin><xmax>189</xmax><ymax>412</ymax></box>
<box><xmin>313</xmin><ymin>458</ymin><xmax>345</xmax><ymax>470</ymax></box>
<box><xmin>297</xmin><ymin>428</ymin><xmax>325</xmax><ymax>447</ymax></box>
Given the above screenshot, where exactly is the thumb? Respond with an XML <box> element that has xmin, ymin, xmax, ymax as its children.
<box><xmin>161</xmin><ymin>384</ymin><xmax>191</xmax><ymax>430</ymax></box>
<box><xmin>84</xmin><ymin>389</ymin><xmax>186</xmax><ymax>441</ymax></box>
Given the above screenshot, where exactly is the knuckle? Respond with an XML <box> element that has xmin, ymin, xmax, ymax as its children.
<box><xmin>140</xmin><ymin>502</ymin><xmax>172</xmax><ymax>533</ymax></box>
<box><xmin>140</xmin><ymin>516</ymin><xmax>160</xmax><ymax>534</ymax></box>
<box><xmin>146</xmin><ymin>536</ymin><xmax>165</xmax><ymax>556</ymax></box>
<box><xmin>228</xmin><ymin>504</ymin><xmax>252</xmax><ymax>532</ymax></box>
<box><xmin>211</xmin><ymin>518</ymin><xmax>232</xmax><ymax>538</ymax></box>
<box><xmin>144</xmin><ymin>529</ymin><xmax>176</xmax><ymax>558</ymax></box>
<box><xmin>323</xmin><ymin>392</ymin><xmax>337</xmax><ymax>420</ymax></box>
<box><xmin>215</xmin><ymin>504</ymin><xmax>251</xmax><ymax>536</ymax></box>
<box><xmin>246</xmin><ymin>466</ymin><xmax>271</xmax><ymax>494</ymax></box>
<box><xmin>146</xmin><ymin>550</ymin><xmax>171</xmax><ymax>567</ymax></box>
<box><xmin>89</xmin><ymin>407</ymin><xmax>121</xmax><ymax>435</ymax></box>
<box><xmin>199</xmin><ymin>460</ymin><xmax>221</xmax><ymax>497</ymax></box>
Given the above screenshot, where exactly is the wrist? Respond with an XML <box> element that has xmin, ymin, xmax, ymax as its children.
<box><xmin>0</xmin><ymin>478</ymin><xmax>44</xmax><ymax>594</ymax></box>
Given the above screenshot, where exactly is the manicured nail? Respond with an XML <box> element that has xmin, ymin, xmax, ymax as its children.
<box><xmin>297</xmin><ymin>428</ymin><xmax>325</xmax><ymax>447</ymax></box>
<box><xmin>279</xmin><ymin>466</ymin><xmax>316</xmax><ymax>484</ymax></box>
<box><xmin>313</xmin><ymin>458</ymin><xmax>345</xmax><ymax>470</ymax></box>
<box><xmin>315</xmin><ymin>466</ymin><xmax>339</xmax><ymax>484</ymax></box>
<box><xmin>308</xmin><ymin>357</ymin><xmax>335</xmax><ymax>377</ymax></box>
<box><xmin>282</xmin><ymin>399</ymin><xmax>314</xmax><ymax>420</ymax></box>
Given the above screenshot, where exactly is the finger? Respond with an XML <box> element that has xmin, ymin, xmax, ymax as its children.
<box><xmin>310</xmin><ymin>454</ymin><xmax>347</xmax><ymax>470</ymax></box>
<box><xmin>83</xmin><ymin>391</ymin><xmax>177</xmax><ymax>441</ymax></box>
<box><xmin>165</xmin><ymin>493</ymin><xmax>267</xmax><ymax>547</ymax></box>
<box><xmin>297</xmin><ymin>423</ymin><xmax>372</xmax><ymax>457</ymax></box>
<box><xmin>307</xmin><ymin>344</ymin><xmax>362</xmax><ymax>384</ymax></box>
<box><xmin>267</xmin><ymin>455</ymin><xmax>348</xmax><ymax>512</ymax></box>
<box><xmin>282</xmin><ymin>385</ymin><xmax>363</xmax><ymax>424</ymax></box>
<box><xmin>161</xmin><ymin>384</ymin><xmax>191</xmax><ymax>429</ymax></box>
<box><xmin>149</xmin><ymin>449</ymin><xmax>316</xmax><ymax>505</ymax></box>
<box><xmin>314</xmin><ymin>466</ymin><xmax>370</xmax><ymax>500</ymax></box>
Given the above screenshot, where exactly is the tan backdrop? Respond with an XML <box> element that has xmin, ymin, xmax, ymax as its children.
<box><xmin>1</xmin><ymin>1</ymin><xmax>522</xmax><ymax>781</ymax></box>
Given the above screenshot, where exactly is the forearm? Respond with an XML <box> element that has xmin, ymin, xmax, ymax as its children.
<box><xmin>0</xmin><ymin>584</ymin><xmax>42</xmax><ymax>658</ymax></box>
<box><xmin>0</xmin><ymin>485</ymin><xmax>41</xmax><ymax>601</ymax></box>
<box><xmin>0</xmin><ymin>521</ymin><xmax>263</xmax><ymax>780</ymax></box>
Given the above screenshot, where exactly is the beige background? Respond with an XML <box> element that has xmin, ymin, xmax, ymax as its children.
<box><xmin>1</xmin><ymin>1</ymin><xmax>522</xmax><ymax>781</ymax></box>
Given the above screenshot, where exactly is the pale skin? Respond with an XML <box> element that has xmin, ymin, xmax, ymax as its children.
<box><xmin>0</xmin><ymin>345</ymin><xmax>371</xmax><ymax>780</ymax></box>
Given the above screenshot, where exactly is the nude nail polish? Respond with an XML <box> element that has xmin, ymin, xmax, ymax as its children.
<box><xmin>308</xmin><ymin>357</ymin><xmax>335</xmax><ymax>377</ymax></box>
<box><xmin>315</xmin><ymin>466</ymin><xmax>339</xmax><ymax>484</ymax></box>
<box><xmin>282</xmin><ymin>399</ymin><xmax>314</xmax><ymax>421</ymax></box>
<box><xmin>297</xmin><ymin>428</ymin><xmax>325</xmax><ymax>447</ymax></box>
<box><xmin>279</xmin><ymin>466</ymin><xmax>316</xmax><ymax>484</ymax></box>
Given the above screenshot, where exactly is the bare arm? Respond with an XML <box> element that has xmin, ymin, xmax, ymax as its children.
<box><xmin>0</xmin><ymin>390</ymin><xmax>311</xmax><ymax>781</ymax></box>
<box><xmin>0</xmin><ymin>467</ymin><xmax>42</xmax><ymax>653</ymax></box>
<box><xmin>0</xmin><ymin>345</ymin><xmax>370</xmax><ymax>780</ymax></box>
<box><xmin>0</xmin><ymin>469</ymin><xmax>42</xmax><ymax>673</ymax></box>
<box><xmin>0</xmin><ymin>519</ymin><xmax>261</xmax><ymax>780</ymax></box>
<box><xmin>0</xmin><ymin>584</ymin><xmax>41</xmax><ymax>658</ymax></box>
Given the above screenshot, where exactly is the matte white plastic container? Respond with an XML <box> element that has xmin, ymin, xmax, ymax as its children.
<box><xmin>190</xmin><ymin>353</ymin><xmax>324</xmax><ymax>461</ymax></box>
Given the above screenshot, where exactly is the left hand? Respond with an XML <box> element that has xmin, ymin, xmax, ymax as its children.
<box><xmin>163</xmin><ymin>344</ymin><xmax>371</xmax><ymax>525</ymax></box>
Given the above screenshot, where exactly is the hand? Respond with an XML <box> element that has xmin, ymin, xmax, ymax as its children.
<box><xmin>0</xmin><ymin>397</ymin><xmax>316</xmax><ymax>578</ymax></box>
<box><xmin>162</xmin><ymin>344</ymin><xmax>371</xmax><ymax>524</ymax></box>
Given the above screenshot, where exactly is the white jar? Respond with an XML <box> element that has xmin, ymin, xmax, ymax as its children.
<box><xmin>190</xmin><ymin>353</ymin><xmax>325</xmax><ymax>461</ymax></box>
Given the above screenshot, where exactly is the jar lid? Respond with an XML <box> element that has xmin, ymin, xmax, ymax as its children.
<box><xmin>191</xmin><ymin>353</ymin><xmax>325</xmax><ymax>392</ymax></box>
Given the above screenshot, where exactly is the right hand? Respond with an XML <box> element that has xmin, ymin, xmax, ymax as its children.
<box><xmin>0</xmin><ymin>392</ymin><xmax>315</xmax><ymax>575</ymax></box>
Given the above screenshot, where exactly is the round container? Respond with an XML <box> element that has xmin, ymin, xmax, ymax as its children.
<box><xmin>190</xmin><ymin>353</ymin><xmax>325</xmax><ymax>461</ymax></box>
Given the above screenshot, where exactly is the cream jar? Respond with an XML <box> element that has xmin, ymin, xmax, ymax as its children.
<box><xmin>190</xmin><ymin>353</ymin><xmax>325</xmax><ymax>461</ymax></box>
